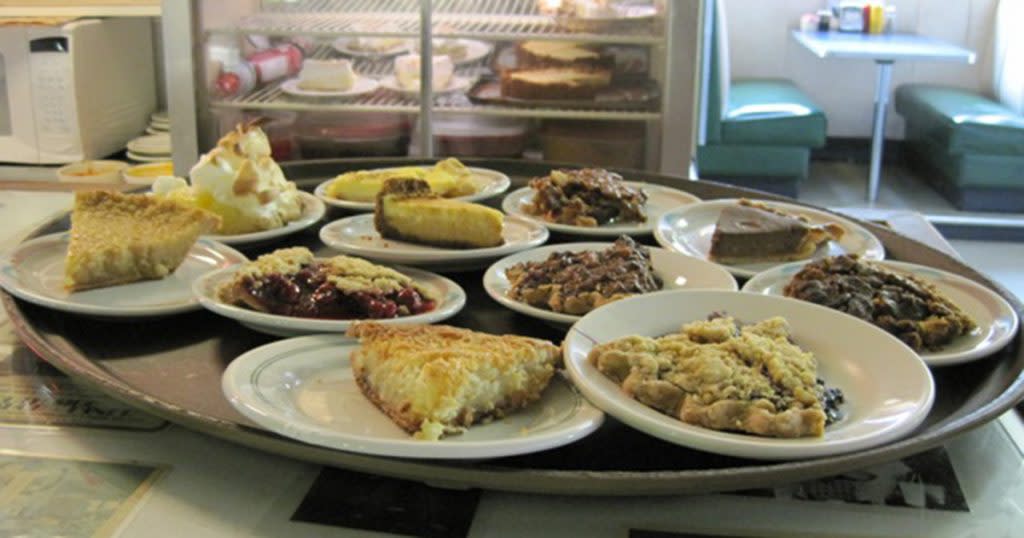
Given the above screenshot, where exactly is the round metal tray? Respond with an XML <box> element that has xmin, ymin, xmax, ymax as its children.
<box><xmin>5</xmin><ymin>158</ymin><xmax>1023</xmax><ymax>496</ymax></box>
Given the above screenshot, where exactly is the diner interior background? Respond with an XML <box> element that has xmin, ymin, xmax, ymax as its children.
<box><xmin>0</xmin><ymin>0</ymin><xmax>1021</xmax><ymax>290</ymax></box>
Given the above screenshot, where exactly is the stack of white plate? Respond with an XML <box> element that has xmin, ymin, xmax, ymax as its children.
<box><xmin>126</xmin><ymin>133</ymin><xmax>171</xmax><ymax>163</ymax></box>
<box><xmin>146</xmin><ymin>110</ymin><xmax>169</xmax><ymax>135</ymax></box>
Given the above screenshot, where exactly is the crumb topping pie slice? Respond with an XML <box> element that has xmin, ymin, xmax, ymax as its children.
<box><xmin>218</xmin><ymin>247</ymin><xmax>436</xmax><ymax>319</ymax></box>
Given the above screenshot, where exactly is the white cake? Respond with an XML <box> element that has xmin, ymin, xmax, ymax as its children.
<box><xmin>298</xmin><ymin>59</ymin><xmax>357</xmax><ymax>91</ymax></box>
<box><xmin>349</xmin><ymin>22</ymin><xmax>407</xmax><ymax>53</ymax></box>
<box><xmin>394</xmin><ymin>53</ymin><xmax>454</xmax><ymax>92</ymax></box>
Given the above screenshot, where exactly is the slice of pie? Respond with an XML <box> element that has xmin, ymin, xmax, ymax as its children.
<box><xmin>708</xmin><ymin>199</ymin><xmax>845</xmax><ymax>264</ymax></box>
<box><xmin>524</xmin><ymin>168</ymin><xmax>647</xmax><ymax>227</ymax></box>
<box><xmin>374</xmin><ymin>177</ymin><xmax>504</xmax><ymax>249</ymax></box>
<box><xmin>217</xmin><ymin>247</ymin><xmax>436</xmax><ymax>319</ymax></box>
<box><xmin>590</xmin><ymin>316</ymin><xmax>843</xmax><ymax>438</ymax></box>
<box><xmin>783</xmin><ymin>255</ymin><xmax>976</xmax><ymax>351</ymax></box>
<box><xmin>64</xmin><ymin>190</ymin><xmax>221</xmax><ymax>291</ymax></box>
<box><xmin>347</xmin><ymin>323</ymin><xmax>561</xmax><ymax>440</ymax></box>
<box><xmin>516</xmin><ymin>41</ymin><xmax>613</xmax><ymax>70</ymax></box>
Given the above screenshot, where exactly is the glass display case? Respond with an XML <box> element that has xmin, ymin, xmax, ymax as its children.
<box><xmin>161</xmin><ymin>0</ymin><xmax>705</xmax><ymax>175</ymax></box>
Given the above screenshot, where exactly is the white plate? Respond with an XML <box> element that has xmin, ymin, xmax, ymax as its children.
<box><xmin>127</xmin><ymin>134</ymin><xmax>171</xmax><ymax>156</ymax></box>
<box><xmin>222</xmin><ymin>334</ymin><xmax>604</xmax><ymax>459</ymax></box>
<box><xmin>314</xmin><ymin>166</ymin><xmax>511</xmax><ymax>212</ymax></box>
<box><xmin>126</xmin><ymin>151</ymin><xmax>170</xmax><ymax>163</ymax></box>
<box><xmin>280</xmin><ymin>76</ymin><xmax>380</xmax><ymax>99</ymax></box>
<box><xmin>413</xmin><ymin>38</ymin><xmax>493</xmax><ymax>65</ymax></box>
<box><xmin>205</xmin><ymin>191</ymin><xmax>326</xmax><ymax>247</ymax></box>
<box><xmin>654</xmin><ymin>198</ymin><xmax>886</xmax><ymax>278</ymax></box>
<box><xmin>0</xmin><ymin>233</ymin><xmax>246</xmax><ymax>318</ymax></box>
<box><xmin>145</xmin><ymin>125</ymin><xmax>169</xmax><ymax>135</ymax></box>
<box><xmin>194</xmin><ymin>263</ymin><xmax>466</xmax><ymax>338</ymax></box>
<box><xmin>483</xmin><ymin>242</ymin><xmax>738</xmax><ymax>326</ymax></box>
<box><xmin>151</xmin><ymin>110</ymin><xmax>168</xmax><ymax>123</ymax></box>
<box><xmin>502</xmin><ymin>182</ymin><xmax>701</xmax><ymax>237</ymax></box>
<box><xmin>319</xmin><ymin>214</ymin><xmax>549</xmax><ymax>271</ymax></box>
<box><xmin>379</xmin><ymin>75</ymin><xmax>473</xmax><ymax>99</ymax></box>
<box><xmin>332</xmin><ymin>38</ymin><xmax>411</xmax><ymax>58</ymax></box>
<box><xmin>742</xmin><ymin>260</ymin><xmax>1021</xmax><ymax>367</ymax></box>
<box><xmin>563</xmin><ymin>290</ymin><xmax>935</xmax><ymax>460</ymax></box>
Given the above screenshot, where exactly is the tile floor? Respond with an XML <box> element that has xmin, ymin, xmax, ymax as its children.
<box><xmin>797</xmin><ymin>160</ymin><xmax>1024</xmax><ymax>302</ymax></box>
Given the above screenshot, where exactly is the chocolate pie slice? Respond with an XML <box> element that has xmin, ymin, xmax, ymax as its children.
<box><xmin>709</xmin><ymin>200</ymin><xmax>845</xmax><ymax>264</ymax></box>
<box><xmin>524</xmin><ymin>168</ymin><xmax>647</xmax><ymax>227</ymax></box>
<box><xmin>784</xmin><ymin>255</ymin><xmax>976</xmax><ymax>351</ymax></box>
<box><xmin>218</xmin><ymin>247</ymin><xmax>436</xmax><ymax>319</ymax></box>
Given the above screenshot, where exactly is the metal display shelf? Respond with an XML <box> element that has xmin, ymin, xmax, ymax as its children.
<box><xmin>205</xmin><ymin>0</ymin><xmax>666</xmax><ymax>45</ymax></box>
<box><xmin>210</xmin><ymin>44</ymin><xmax>662</xmax><ymax>121</ymax></box>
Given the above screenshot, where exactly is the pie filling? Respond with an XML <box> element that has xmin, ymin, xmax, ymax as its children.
<box><xmin>506</xmin><ymin>236</ymin><xmax>662</xmax><ymax>315</ymax></box>
<box><xmin>590</xmin><ymin>315</ymin><xmax>844</xmax><ymax>438</ymax></box>
<box><xmin>219</xmin><ymin>248</ymin><xmax>436</xmax><ymax>320</ymax></box>
<box><xmin>525</xmin><ymin>168</ymin><xmax>647</xmax><ymax>227</ymax></box>
<box><xmin>783</xmin><ymin>255</ymin><xmax>976</xmax><ymax>351</ymax></box>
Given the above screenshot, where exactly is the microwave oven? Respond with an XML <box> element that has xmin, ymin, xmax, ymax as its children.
<box><xmin>0</xmin><ymin>18</ymin><xmax>155</xmax><ymax>164</ymax></box>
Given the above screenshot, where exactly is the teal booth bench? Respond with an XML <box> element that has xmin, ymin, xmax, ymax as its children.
<box><xmin>696</xmin><ymin>0</ymin><xmax>827</xmax><ymax>198</ymax></box>
<box><xmin>895</xmin><ymin>84</ymin><xmax>1024</xmax><ymax>212</ymax></box>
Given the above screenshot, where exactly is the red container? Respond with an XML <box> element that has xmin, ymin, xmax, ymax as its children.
<box><xmin>295</xmin><ymin>113</ymin><xmax>410</xmax><ymax>159</ymax></box>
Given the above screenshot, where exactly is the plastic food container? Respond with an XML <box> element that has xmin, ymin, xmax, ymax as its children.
<box><xmin>295</xmin><ymin>112</ymin><xmax>409</xmax><ymax>159</ymax></box>
<box><xmin>421</xmin><ymin>114</ymin><xmax>529</xmax><ymax>158</ymax></box>
<box><xmin>56</xmin><ymin>160</ymin><xmax>129</xmax><ymax>184</ymax></box>
<box><xmin>540</xmin><ymin>120</ymin><xmax>645</xmax><ymax>169</ymax></box>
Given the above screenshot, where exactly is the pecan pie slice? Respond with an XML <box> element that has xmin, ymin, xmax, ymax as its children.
<box><xmin>218</xmin><ymin>247</ymin><xmax>435</xmax><ymax>319</ymax></box>
<box><xmin>524</xmin><ymin>168</ymin><xmax>647</xmax><ymax>227</ymax></box>
<box><xmin>505</xmin><ymin>236</ymin><xmax>662</xmax><ymax>315</ymax></box>
<box><xmin>783</xmin><ymin>255</ymin><xmax>976</xmax><ymax>351</ymax></box>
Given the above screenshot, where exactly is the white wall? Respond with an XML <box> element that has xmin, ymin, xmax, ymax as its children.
<box><xmin>723</xmin><ymin>0</ymin><xmax>997</xmax><ymax>138</ymax></box>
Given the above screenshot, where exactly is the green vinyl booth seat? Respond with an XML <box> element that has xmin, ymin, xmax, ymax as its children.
<box><xmin>698</xmin><ymin>79</ymin><xmax>827</xmax><ymax>197</ymax></box>
<box><xmin>895</xmin><ymin>84</ymin><xmax>1024</xmax><ymax>212</ymax></box>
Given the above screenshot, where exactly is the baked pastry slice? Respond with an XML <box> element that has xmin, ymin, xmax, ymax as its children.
<box><xmin>64</xmin><ymin>190</ymin><xmax>221</xmax><ymax>291</ymax></box>
<box><xmin>524</xmin><ymin>168</ymin><xmax>647</xmax><ymax>227</ymax></box>
<box><xmin>590</xmin><ymin>316</ymin><xmax>840</xmax><ymax>438</ymax></box>
<box><xmin>783</xmin><ymin>255</ymin><xmax>976</xmax><ymax>351</ymax></box>
<box><xmin>347</xmin><ymin>323</ymin><xmax>561</xmax><ymax>440</ymax></box>
<box><xmin>501</xmin><ymin>68</ymin><xmax>612</xmax><ymax>101</ymax></box>
<box><xmin>708</xmin><ymin>199</ymin><xmax>845</xmax><ymax>264</ymax></box>
<box><xmin>218</xmin><ymin>247</ymin><xmax>436</xmax><ymax>319</ymax></box>
<box><xmin>375</xmin><ymin>177</ymin><xmax>504</xmax><ymax>249</ymax></box>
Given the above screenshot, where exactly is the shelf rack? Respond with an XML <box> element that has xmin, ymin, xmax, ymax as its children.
<box><xmin>207</xmin><ymin>0</ymin><xmax>666</xmax><ymax>45</ymax></box>
<box><xmin>209</xmin><ymin>42</ymin><xmax>662</xmax><ymax>121</ymax></box>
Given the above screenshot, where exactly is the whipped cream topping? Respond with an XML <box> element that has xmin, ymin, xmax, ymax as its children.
<box><xmin>188</xmin><ymin>122</ymin><xmax>302</xmax><ymax>231</ymax></box>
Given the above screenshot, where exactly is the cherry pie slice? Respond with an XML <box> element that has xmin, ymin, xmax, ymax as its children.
<box><xmin>218</xmin><ymin>247</ymin><xmax>436</xmax><ymax>320</ymax></box>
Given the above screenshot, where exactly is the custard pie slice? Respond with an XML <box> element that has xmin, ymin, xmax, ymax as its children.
<box><xmin>347</xmin><ymin>323</ymin><xmax>560</xmax><ymax>440</ymax></box>
<box><xmin>374</xmin><ymin>177</ymin><xmax>504</xmax><ymax>249</ymax></box>
<box><xmin>64</xmin><ymin>190</ymin><xmax>221</xmax><ymax>291</ymax></box>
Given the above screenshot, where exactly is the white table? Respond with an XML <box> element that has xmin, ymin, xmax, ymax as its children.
<box><xmin>791</xmin><ymin>31</ymin><xmax>976</xmax><ymax>203</ymax></box>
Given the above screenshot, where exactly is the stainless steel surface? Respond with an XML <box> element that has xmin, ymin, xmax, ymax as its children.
<box><xmin>868</xmin><ymin>60</ymin><xmax>893</xmax><ymax>203</ymax></box>
<box><xmin>696</xmin><ymin>0</ymin><xmax>714</xmax><ymax>148</ymax></box>
<box><xmin>659</xmin><ymin>0</ymin><xmax>704</xmax><ymax>175</ymax></box>
<box><xmin>418</xmin><ymin>0</ymin><xmax>434</xmax><ymax>158</ymax></box>
<box><xmin>791</xmin><ymin>31</ymin><xmax>977</xmax><ymax>63</ymax></box>
<box><xmin>4</xmin><ymin>158</ymin><xmax>1022</xmax><ymax>496</ymax></box>
<box><xmin>163</xmin><ymin>0</ymin><xmax>200</xmax><ymax>176</ymax></box>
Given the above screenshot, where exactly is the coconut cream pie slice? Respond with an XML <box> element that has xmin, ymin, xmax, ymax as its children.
<box><xmin>347</xmin><ymin>323</ymin><xmax>560</xmax><ymax>440</ymax></box>
<box><xmin>153</xmin><ymin>120</ymin><xmax>302</xmax><ymax>235</ymax></box>
<box><xmin>64</xmin><ymin>190</ymin><xmax>221</xmax><ymax>291</ymax></box>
